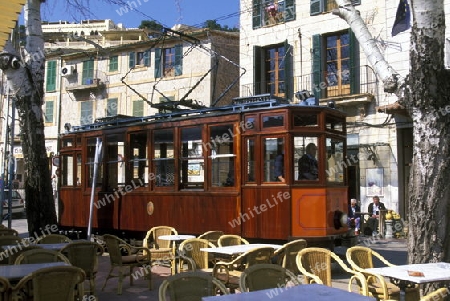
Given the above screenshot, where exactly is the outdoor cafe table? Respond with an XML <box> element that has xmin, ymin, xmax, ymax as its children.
<box><xmin>3</xmin><ymin>242</ymin><xmax>69</xmax><ymax>251</ymax></box>
<box><xmin>0</xmin><ymin>262</ymin><xmax>70</xmax><ymax>281</ymax></box>
<box><xmin>200</xmin><ymin>244</ymin><xmax>283</xmax><ymax>256</ymax></box>
<box><xmin>202</xmin><ymin>283</ymin><xmax>375</xmax><ymax>301</ymax></box>
<box><xmin>366</xmin><ymin>262</ymin><xmax>450</xmax><ymax>301</ymax></box>
<box><xmin>158</xmin><ymin>234</ymin><xmax>196</xmax><ymax>273</ymax></box>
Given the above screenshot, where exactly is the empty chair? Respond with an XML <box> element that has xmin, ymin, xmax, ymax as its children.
<box><xmin>7</xmin><ymin>245</ymin><xmax>42</xmax><ymax>265</ymax></box>
<box><xmin>60</xmin><ymin>241</ymin><xmax>104</xmax><ymax>297</ymax></box>
<box><xmin>0</xmin><ymin>235</ymin><xmax>26</xmax><ymax>264</ymax></box>
<box><xmin>14</xmin><ymin>249</ymin><xmax>71</xmax><ymax>264</ymax></box>
<box><xmin>143</xmin><ymin>226</ymin><xmax>178</xmax><ymax>275</ymax></box>
<box><xmin>101</xmin><ymin>234</ymin><xmax>152</xmax><ymax>295</ymax></box>
<box><xmin>0</xmin><ymin>228</ymin><xmax>19</xmax><ymax>236</ymax></box>
<box><xmin>197</xmin><ymin>231</ymin><xmax>224</xmax><ymax>247</ymax></box>
<box><xmin>178</xmin><ymin>238</ymin><xmax>215</xmax><ymax>272</ymax></box>
<box><xmin>36</xmin><ymin>234</ymin><xmax>71</xmax><ymax>244</ymax></box>
<box><xmin>11</xmin><ymin>265</ymin><xmax>85</xmax><ymax>301</ymax></box>
<box><xmin>239</xmin><ymin>263</ymin><xmax>300</xmax><ymax>292</ymax></box>
<box><xmin>272</xmin><ymin>239</ymin><xmax>307</xmax><ymax>276</ymax></box>
<box><xmin>158</xmin><ymin>271</ymin><xmax>229</xmax><ymax>301</ymax></box>
<box><xmin>217</xmin><ymin>234</ymin><xmax>249</xmax><ymax>247</ymax></box>
<box><xmin>346</xmin><ymin>246</ymin><xmax>420</xmax><ymax>301</ymax></box>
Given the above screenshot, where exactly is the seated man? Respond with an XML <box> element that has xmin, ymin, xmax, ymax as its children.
<box><xmin>274</xmin><ymin>153</ymin><xmax>285</xmax><ymax>182</ymax></box>
<box><xmin>298</xmin><ymin>143</ymin><xmax>318</xmax><ymax>180</ymax></box>
<box><xmin>347</xmin><ymin>198</ymin><xmax>361</xmax><ymax>235</ymax></box>
<box><xmin>367</xmin><ymin>195</ymin><xmax>387</xmax><ymax>236</ymax></box>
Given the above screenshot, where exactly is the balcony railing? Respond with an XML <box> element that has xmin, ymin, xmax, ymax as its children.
<box><xmin>65</xmin><ymin>70</ymin><xmax>108</xmax><ymax>92</ymax></box>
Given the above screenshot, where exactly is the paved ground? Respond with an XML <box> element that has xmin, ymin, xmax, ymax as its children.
<box><xmin>4</xmin><ymin>217</ymin><xmax>408</xmax><ymax>300</ymax></box>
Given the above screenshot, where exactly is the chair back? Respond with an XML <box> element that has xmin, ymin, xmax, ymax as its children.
<box><xmin>346</xmin><ymin>246</ymin><xmax>375</xmax><ymax>269</ymax></box>
<box><xmin>273</xmin><ymin>239</ymin><xmax>307</xmax><ymax>275</ymax></box>
<box><xmin>420</xmin><ymin>287</ymin><xmax>449</xmax><ymax>301</ymax></box>
<box><xmin>239</xmin><ymin>263</ymin><xmax>300</xmax><ymax>292</ymax></box>
<box><xmin>144</xmin><ymin>226</ymin><xmax>177</xmax><ymax>249</ymax></box>
<box><xmin>102</xmin><ymin>234</ymin><xmax>128</xmax><ymax>266</ymax></box>
<box><xmin>217</xmin><ymin>234</ymin><xmax>249</xmax><ymax>247</ymax></box>
<box><xmin>36</xmin><ymin>234</ymin><xmax>71</xmax><ymax>244</ymax></box>
<box><xmin>197</xmin><ymin>231</ymin><xmax>224</xmax><ymax>247</ymax></box>
<box><xmin>296</xmin><ymin>247</ymin><xmax>332</xmax><ymax>286</ymax></box>
<box><xmin>159</xmin><ymin>271</ymin><xmax>229</xmax><ymax>301</ymax></box>
<box><xmin>243</xmin><ymin>247</ymin><xmax>274</xmax><ymax>267</ymax></box>
<box><xmin>0</xmin><ymin>235</ymin><xmax>25</xmax><ymax>264</ymax></box>
<box><xmin>0</xmin><ymin>276</ymin><xmax>9</xmax><ymax>301</ymax></box>
<box><xmin>0</xmin><ymin>228</ymin><xmax>18</xmax><ymax>236</ymax></box>
<box><xmin>13</xmin><ymin>266</ymin><xmax>85</xmax><ymax>301</ymax></box>
<box><xmin>15</xmin><ymin>249</ymin><xmax>71</xmax><ymax>264</ymax></box>
<box><xmin>179</xmin><ymin>238</ymin><xmax>215</xmax><ymax>270</ymax></box>
<box><xmin>60</xmin><ymin>241</ymin><xmax>104</xmax><ymax>276</ymax></box>
<box><xmin>8</xmin><ymin>245</ymin><xmax>43</xmax><ymax>264</ymax></box>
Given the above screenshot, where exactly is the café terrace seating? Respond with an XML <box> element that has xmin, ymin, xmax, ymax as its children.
<box><xmin>143</xmin><ymin>226</ymin><xmax>178</xmax><ymax>275</ymax></box>
<box><xmin>217</xmin><ymin>235</ymin><xmax>249</xmax><ymax>247</ymax></box>
<box><xmin>239</xmin><ymin>263</ymin><xmax>300</xmax><ymax>292</ymax></box>
<box><xmin>14</xmin><ymin>249</ymin><xmax>71</xmax><ymax>265</ymax></box>
<box><xmin>272</xmin><ymin>239</ymin><xmax>307</xmax><ymax>276</ymax></box>
<box><xmin>178</xmin><ymin>238</ymin><xmax>215</xmax><ymax>273</ymax></box>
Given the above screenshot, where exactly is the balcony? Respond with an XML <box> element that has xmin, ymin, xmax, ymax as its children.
<box><xmin>65</xmin><ymin>70</ymin><xmax>107</xmax><ymax>92</ymax></box>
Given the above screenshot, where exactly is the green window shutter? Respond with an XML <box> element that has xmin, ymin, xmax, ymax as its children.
<box><xmin>285</xmin><ymin>0</ymin><xmax>296</xmax><ymax>21</ymax></box>
<box><xmin>82</xmin><ymin>60</ymin><xmax>94</xmax><ymax>84</ymax></box>
<box><xmin>45</xmin><ymin>100</ymin><xmax>54</xmax><ymax>123</ymax></box>
<box><xmin>46</xmin><ymin>61</ymin><xmax>56</xmax><ymax>91</ymax></box>
<box><xmin>253</xmin><ymin>46</ymin><xmax>262</xmax><ymax>95</ymax></box>
<box><xmin>129</xmin><ymin>52</ymin><xmax>136</xmax><ymax>68</ymax></box>
<box><xmin>107</xmin><ymin>98</ymin><xmax>118</xmax><ymax>116</ymax></box>
<box><xmin>349</xmin><ymin>29</ymin><xmax>360</xmax><ymax>94</ymax></box>
<box><xmin>133</xmin><ymin>99</ymin><xmax>144</xmax><ymax>117</ymax></box>
<box><xmin>109</xmin><ymin>56</ymin><xmax>118</xmax><ymax>72</ymax></box>
<box><xmin>252</xmin><ymin>0</ymin><xmax>262</xmax><ymax>29</ymax></box>
<box><xmin>154</xmin><ymin>48</ymin><xmax>162</xmax><ymax>78</ymax></box>
<box><xmin>143</xmin><ymin>50</ymin><xmax>150</xmax><ymax>66</ymax></box>
<box><xmin>80</xmin><ymin>101</ymin><xmax>93</xmax><ymax>125</ymax></box>
<box><xmin>174</xmin><ymin>44</ymin><xmax>183</xmax><ymax>76</ymax></box>
<box><xmin>312</xmin><ymin>34</ymin><xmax>322</xmax><ymax>99</ymax></box>
<box><xmin>310</xmin><ymin>0</ymin><xmax>323</xmax><ymax>16</ymax></box>
<box><xmin>283</xmin><ymin>40</ymin><xmax>292</xmax><ymax>100</ymax></box>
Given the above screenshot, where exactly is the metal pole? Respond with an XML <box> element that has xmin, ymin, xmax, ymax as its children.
<box><xmin>7</xmin><ymin>97</ymin><xmax>15</xmax><ymax>229</ymax></box>
<box><xmin>0</xmin><ymin>83</ymin><xmax>10</xmax><ymax>222</ymax></box>
<box><xmin>87</xmin><ymin>138</ymin><xmax>102</xmax><ymax>240</ymax></box>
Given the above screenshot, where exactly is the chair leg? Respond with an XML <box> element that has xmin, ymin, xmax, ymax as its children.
<box><xmin>101</xmin><ymin>266</ymin><xmax>115</xmax><ymax>291</ymax></box>
<box><xmin>118</xmin><ymin>268</ymin><xmax>124</xmax><ymax>295</ymax></box>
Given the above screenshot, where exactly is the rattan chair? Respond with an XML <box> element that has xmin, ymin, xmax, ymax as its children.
<box><xmin>296</xmin><ymin>247</ymin><xmax>369</xmax><ymax>296</ymax></box>
<box><xmin>7</xmin><ymin>245</ymin><xmax>43</xmax><ymax>265</ymax></box>
<box><xmin>346</xmin><ymin>246</ymin><xmax>420</xmax><ymax>301</ymax></box>
<box><xmin>178</xmin><ymin>238</ymin><xmax>215</xmax><ymax>272</ymax></box>
<box><xmin>60</xmin><ymin>241</ymin><xmax>104</xmax><ymax>297</ymax></box>
<box><xmin>11</xmin><ymin>265</ymin><xmax>85</xmax><ymax>301</ymax></box>
<box><xmin>14</xmin><ymin>249</ymin><xmax>71</xmax><ymax>264</ymax></box>
<box><xmin>143</xmin><ymin>226</ymin><xmax>178</xmax><ymax>275</ymax></box>
<box><xmin>158</xmin><ymin>271</ymin><xmax>229</xmax><ymax>301</ymax></box>
<box><xmin>0</xmin><ymin>228</ymin><xmax>19</xmax><ymax>236</ymax></box>
<box><xmin>213</xmin><ymin>246</ymin><xmax>274</xmax><ymax>293</ymax></box>
<box><xmin>217</xmin><ymin>235</ymin><xmax>249</xmax><ymax>247</ymax></box>
<box><xmin>239</xmin><ymin>263</ymin><xmax>300</xmax><ymax>292</ymax></box>
<box><xmin>0</xmin><ymin>235</ymin><xmax>23</xmax><ymax>264</ymax></box>
<box><xmin>36</xmin><ymin>234</ymin><xmax>71</xmax><ymax>244</ymax></box>
<box><xmin>0</xmin><ymin>276</ymin><xmax>9</xmax><ymax>301</ymax></box>
<box><xmin>197</xmin><ymin>231</ymin><xmax>224</xmax><ymax>247</ymax></box>
<box><xmin>101</xmin><ymin>234</ymin><xmax>152</xmax><ymax>295</ymax></box>
<box><xmin>420</xmin><ymin>287</ymin><xmax>449</xmax><ymax>301</ymax></box>
<box><xmin>272</xmin><ymin>239</ymin><xmax>307</xmax><ymax>276</ymax></box>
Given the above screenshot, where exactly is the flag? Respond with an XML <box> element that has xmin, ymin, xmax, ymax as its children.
<box><xmin>392</xmin><ymin>0</ymin><xmax>411</xmax><ymax>36</ymax></box>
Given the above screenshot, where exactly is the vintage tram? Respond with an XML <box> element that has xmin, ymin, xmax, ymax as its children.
<box><xmin>58</xmin><ymin>95</ymin><xmax>349</xmax><ymax>246</ymax></box>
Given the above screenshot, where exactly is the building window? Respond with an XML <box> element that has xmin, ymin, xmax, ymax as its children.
<box><xmin>109</xmin><ymin>55</ymin><xmax>118</xmax><ymax>72</ymax></box>
<box><xmin>253</xmin><ymin>41</ymin><xmax>292</xmax><ymax>98</ymax></box>
<box><xmin>253</xmin><ymin>0</ymin><xmax>296</xmax><ymax>28</ymax></box>
<box><xmin>310</xmin><ymin>0</ymin><xmax>360</xmax><ymax>16</ymax></box>
<box><xmin>82</xmin><ymin>59</ymin><xmax>94</xmax><ymax>85</ymax></box>
<box><xmin>312</xmin><ymin>29</ymin><xmax>359</xmax><ymax>99</ymax></box>
<box><xmin>155</xmin><ymin>45</ymin><xmax>183</xmax><ymax>78</ymax></box>
<box><xmin>133</xmin><ymin>99</ymin><xmax>144</xmax><ymax>117</ymax></box>
<box><xmin>46</xmin><ymin>61</ymin><xmax>57</xmax><ymax>91</ymax></box>
<box><xmin>44</xmin><ymin>100</ymin><xmax>54</xmax><ymax>123</ymax></box>
<box><xmin>129</xmin><ymin>50</ymin><xmax>150</xmax><ymax>68</ymax></box>
<box><xmin>80</xmin><ymin>101</ymin><xmax>93</xmax><ymax>125</ymax></box>
<box><xmin>106</xmin><ymin>98</ymin><xmax>118</xmax><ymax>117</ymax></box>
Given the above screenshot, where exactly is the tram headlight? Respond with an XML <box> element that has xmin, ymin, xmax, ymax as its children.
<box><xmin>333</xmin><ymin>210</ymin><xmax>348</xmax><ymax>229</ymax></box>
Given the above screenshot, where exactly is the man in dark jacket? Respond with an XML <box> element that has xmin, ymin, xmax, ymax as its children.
<box><xmin>367</xmin><ymin>195</ymin><xmax>387</xmax><ymax>236</ymax></box>
<box><xmin>347</xmin><ymin>198</ymin><xmax>361</xmax><ymax>235</ymax></box>
<box><xmin>298</xmin><ymin>143</ymin><xmax>318</xmax><ymax>180</ymax></box>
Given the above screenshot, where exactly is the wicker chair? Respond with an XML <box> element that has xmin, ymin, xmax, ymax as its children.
<box><xmin>346</xmin><ymin>246</ymin><xmax>420</xmax><ymax>301</ymax></box>
<box><xmin>296</xmin><ymin>247</ymin><xmax>369</xmax><ymax>296</ymax></box>
<box><xmin>0</xmin><ymin>276</ymin><xmax>9</xmax><ymax>301</ymax></box>
<box><xmin>101</xmin><ymin>234</ymin><xmax>152</xmax><ymax>295</ymax></box>
<box><xmin>239</xmin><ymin>263</ymin><xmax>300</xmax><ymax>292</ymax></box>
<box><xmin>217</xmin><ymin>235</ymin><xmax>249</xmax><ymax>247</ymax></box>
<box><xmin>158</xmin><ymin>271</ymin><xmax>229</xmax><ymax>301</ymax></box>
<box><xmin>11</xmin><ymin>265</ymin><xmax>85</xmax><ymax>301</ymax></box>
<box><xmin>0</xmin><ymin>228</ymin><xmax>19</xmax><ymax>236</ymax></box>
<box><xmin>213</xmin><ymin>246</ymin><xmax>274</xmax><ymax>293</ymax></box>
<box><xmin>0</xmin><ymin>235</ymin><xmax>23</xmax><ymax>264</ymax></box>
<box><xmin>60</xmin><ymin>241</ymin><xmax>104</xmax><ymax>297</ymax></box>
<box><xmin>36</xmin><ymin>234</ymin><xmax>71</xmax><ymax>244</ymax></box>
<box><xmin>7</xmin><ymin>245</ymin><xmax>43</xmax><ymax>265</ymax></box>
<box><xmin>14</xmin><ymin>249</ymin><xmax>71</xmax><ymax>264</ymax></box>
<box><xmin>420</xmin><ymin>287</ymin><xmax>449</xmax><ymax>301</ymax></box>
<box><xmin>197</xmin><ymin>231</ymin><xmax>224</xmax><ymax>247</ymax></box>
<box><xmin>143</xmin><ymin>226</ymin><xmax>178</xmax><ymax>275</ymax></box>
<box><xmin>272</xmin><ymin>239</ymin><xmax>307</xmax><ymax>276</ymax></box>
<box><xmin>178</xmin><ymin>238</ymin><xmax>215</xmax><ymax>272</ymax></box>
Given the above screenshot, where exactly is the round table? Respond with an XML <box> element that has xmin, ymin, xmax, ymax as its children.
<box><xmin>158</xmin><ymin>234</ymin><xmax>196</xmax><ymax>273</ymax></box>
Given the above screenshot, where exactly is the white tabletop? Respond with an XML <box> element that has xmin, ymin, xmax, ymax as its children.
<box><xmin>158</xmin><ymin>235</ymin><xmax>196</xmax><ymax>241</ymax></box>
<box><xmin>200</xmin><ymin>243</ymin><xmax>282</xmax><ymax>255</ymax></box>
<box><xmin>366</xmin><ymin>262</ymin><xmax>450</xmax><ymax>284</ymax></box>
<box><xmin>0</xmin><ymin>262</ymin><xmax>70</xmax><ymax>280</ymax></box>
<box><xmin>202</xmin><ymin>283</ymin><xmax>375</xmax><ymax>301</ymax></box>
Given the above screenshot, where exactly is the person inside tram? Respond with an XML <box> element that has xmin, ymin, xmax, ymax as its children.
<box><xmin>298</xmin><ymin>143</ymin><xmax>318</xmax><ymax>180</ymax></box>
<box><xmin>274</xmin><ymin>152</ymin><xmax>285</xmax><ymax>182</ymax></box>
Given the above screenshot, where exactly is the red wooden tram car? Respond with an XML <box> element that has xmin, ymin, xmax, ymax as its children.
<box><xmin>58</xmin><ymin>95</ymin><xmax>349</xmax><ymax>246</ymax></box>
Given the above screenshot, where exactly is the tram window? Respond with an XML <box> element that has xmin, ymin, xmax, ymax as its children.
<box><xmin>326</xmin><ymin>115</ymin><xmax>344</xmax><ymax>132</ymax></box>
<box><xmin>293</xmin><ymin>113</ymin><xmax>318</xmax><ymax>127</ymax></box>
<box><xmin>294</xmin><ymin>137</ymin><xmax>319</xmax><ymax>181</ymax></box>
<box><xmin>263</xmin><ymin>137</ymin><xmax>285</xmax><ymax>182</ymax></box>
<box><xmin>246</xmin><ymin>138</ymin><xmax>256</xmax><ymax>182</ymax></box>
<box><xmin>209</xmin><ymin>125</ymin><xmax>236</xmax><ymax>187</ymax></box>
<box><xmin>180</xmin><ymin>127</ymin><xmax>204</xmax><ymax>189</ymax></box>
<box><xmin>61</xmin><ymin>154</ymin><xmax>74</xmax><ymax>186</ymax></box>
<box><xmin>154</xmin><ymin>129</ymin><xmax>175</xmax><ymax>187</ymax></box>
<box><xmin>262</xmin><ymin>115</ymin><xmax>284</xmax><ymax>128</ymax></box>
<box><xmin>245</xmin><ymin>116</ymin><xmax>257</xmax><ymax>131</ymax></box>
<box><xmin>76</xmin><ymin>153</ymin><xmax>81</xmax><ymax>186</ymax></box>
<box><xmin>86</xmin><ymin>138</ymin><xmax>103</xmax><ymax>188</ymax></box>
<box><xmin>129</xmin><ymin>132</ymin><xmax>148</xmax><ymax>187</ymax></box>
<box><xmin>326</xmin><ymin>137</ymin><xmax>345</xmax><ymax>183</ymax></box>
<box><xmin>105</xmin><ymin>135</ymin><xmax>125</xmax><ymax>190</ymax></box>
<box><xmin>62</xmin><ymin>138</ymin><xmax>74</xmax><ymax>147</ymax></box>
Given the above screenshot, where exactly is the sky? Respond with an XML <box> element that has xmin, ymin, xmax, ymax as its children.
<box><xmin>38</xmin><ymin>0</ymin><xmax>241</xmax><ymax>30</ymax></box>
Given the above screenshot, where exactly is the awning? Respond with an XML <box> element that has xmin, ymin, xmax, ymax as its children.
<box><xmin>376</xmin><ymin>101</ymin><xmax>410</xmax><ymax>117</ymax></box>
<box><xmin>0</xmin><ymin>0</ymin><xmax>26</xmax><ymax>48</ymax></box>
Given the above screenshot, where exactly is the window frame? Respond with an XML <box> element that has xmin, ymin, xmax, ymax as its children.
<box><xmin>46</xmin><ymin>60</ymin><xmax>57</xmax><ymax>92</ymax></box>
<box><xmin>310</xmin><ymin>0</ymin><xmax>361</xmax><ymax>16</ymax></box>
<box><xmin>129</xmin><ymin>50</ymin><xmax>150</xmax><ymax>68</ymax></box>
<box><xmin>154</xmin><ymin>44</ymin><xmax>183</xmax><ymax>78</ymax></box>
<box><xmin>44</xmin><ymin>100</ymin><xmax>54</xmax><ymax>123</ymax></box>
<box><xmin>109</xmin><ymin>55</ymin><xmax>119</xmax><ymax>72</ymax></box>
<box><xmin>252</xmin><ymin>0</ymin><xmax>296</xmax><ymax>29</ymax></box>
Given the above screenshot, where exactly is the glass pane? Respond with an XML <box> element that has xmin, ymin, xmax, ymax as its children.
<box><xmin>76</xmin><ymin>154</ymin><xmax>81</xmax><ymax>186</ymax></box>
<box><xmin>246</xmin><ymin>139</ymin><xmax>256</xmax><ymax>182</ymax></box>
<box><xmin>326</xmin><ymin>137</ymin><xmax>344</xmax><ymax>183</ymax></box>
<box><xmin>293</xmin><ymin>113</ymin><xmax>318</xmax><ymax>127</ymax></box>
<box><xmin>210</xmin><ymin>125</ymin><xmax>235</xmax><ymax>187</ymax></box>
<box><xmin>154</xmin><ymin>129</ymin><xmax>175</xmax><ymax>187</ymax></box>
<box><xmin>86</xmin><ymin>138</ymin><xmax>103</xmax><ymax>188</ymax></box>
<box><xmin>294</xmin><ymin>137</ymin><xmax>319</xmax><ymax>181</ymax></box>
<box><xmin>130</xmin><ymin>132</ymin><xmax>148</xmax><ymax>186</ymax></box>
<box><xmin>326</xmin><ymin>115</ymin><xmax>344</xmax><ymax>131</ymax></box>
<box><xmin>263</xmin><ymin>137</ymin><xmax>284</xmax><ymax>182</ymax></box>
<box><xmin>262</xmin><ymin>115</ymin><xmax>284</xmax><ymax>127</ymax></box>
<box><xmin>105</xmin><ymin>135</ymin><xmax>125</xmax><ymax>190</ymax></box>
<box><xmin>180</xmin><ymin>127</ymin><xmax>204</xmax><ymax>189</ymax></box>
<box><xmin>62</xmin><ymin>155</ymin><xmax>73</xmax><ymax>186</ymax></box>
